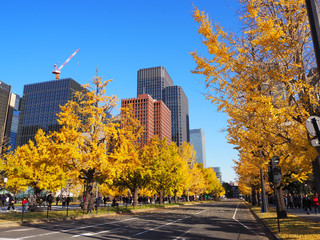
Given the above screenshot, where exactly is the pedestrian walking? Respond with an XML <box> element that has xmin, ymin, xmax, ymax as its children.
<box><xmin>288</xmin><ymin>193</ymin><xmax>294</xmax><ymax>209</ymax></box>
<box><xmin>103</xmin><ymin>196</ymin><xmax>107</xmax><ymax>206</ymax></box>
<box><xmin>314</xmin><ymin>193</ymin><xmax>319</xmax><ymax>214</ymax></box>
<box><xmin>62</xmin><ymin>196</ymin><xmax>66</xmax><ymax>207</ymax></box>
<box><xmin>303</xmin><ymin>194</ymin><xmax>312</xmax><ymax>215</ymax></box>
<box><xmin>1</xmin><ymin>194</ymin><xmax>5</xmax><ymax>206</ymax></box>
<box><xmin>7</xmin><ymin>194</ymin><xmax>15</xmax><ymax>211</ymax></box>
<box><xmin>56</xmin><ymin>195</ymin><xmax>60</xmax><ymax>206</ymax></box>
<box><xmin>46</xmin><ymin>192</ymin><xmax>53</xmax><ymax>210</ymax></box>
<box><xmin>36</xmin><ymin>193</ymin><xmax>41</xmax><ymax>206</ymax></box>
<box><xmin>22</xmin><ymin>197</ymin><xmax>28</xmax><ymax>213</ymax></box>
<box><xmin>66</xmin><ymin>195</ymin><xmax>71</xmax><ymax>207</ymax></box>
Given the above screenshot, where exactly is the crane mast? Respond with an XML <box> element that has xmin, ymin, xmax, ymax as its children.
<box><xmin>52</xmin><ymin>48</ymin><xmax>80</xmax><ymax>80</ymax></box>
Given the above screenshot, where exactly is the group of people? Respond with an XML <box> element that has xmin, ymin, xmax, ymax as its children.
<box><xmin>284</xmin><ymin>193</ymin><xmax>319</xmax><ymax>215</ymax></box>
<box><xmin>1</xmin><ymin>192</ymin><xmax>72</xmax><ymax>212</ymax></box>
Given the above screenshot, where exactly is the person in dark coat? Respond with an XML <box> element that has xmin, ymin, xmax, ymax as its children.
<box><xmin>303</xmin><ymin>194</ymin><xmax>312</xmax><ymax>215</ymax></box>
<box><xmin>66</xmin><ymin>195</ymin><xmax>71</xmax><ymax>207</ymax></box>
<box><xmin>1</xmin><ymin>194</ymin><xmax>5</xmax><ymax>206</ymax></box>
<box><xmin>46</xmin><ymin>192</ymin><xmax>53</xmax><ymax>210</ymax></box>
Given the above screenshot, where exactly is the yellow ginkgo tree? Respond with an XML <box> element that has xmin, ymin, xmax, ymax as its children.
<box><xmin>3</xmin><ymin>129</ymin><xmax>67</xmax><ymax>195</ymax></box>
<box><xmin>191</xmin><ymin>0</ymin><xmax>320</xmax><ymax>198</ymax></box>
<box><xmin>52</xmin><ymin>75</ymin><xmax>118</xmax><ymax>212</ymax></box>
<box><xmin>110</xmin><ymin>105</ymin><xmax>147</xmax><ymax>207</ymax></box>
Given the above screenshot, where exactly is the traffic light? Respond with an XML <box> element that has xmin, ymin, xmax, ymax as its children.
<box><xmin>271</xmin><ymin>156</ymin><xmax>280</xmax><ymax>168</ymax></box>
<box><xmin>273</xmin><ymin>166</ymin><xmax>282</xmax><ymax>184</ymax></box>
<box><xmin>268</xmin><ymin>156</ymin><xmax>282</xmax><ymax>185</ymax></box>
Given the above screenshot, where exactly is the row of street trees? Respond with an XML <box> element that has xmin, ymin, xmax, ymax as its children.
<box><xmin>191</xmin><ymin>0</ymin><xmax>320</xmax><ymax>213</ymax></box>
<box><xmin>0</xmin><ymin>76</ymin><xmax>224</xmax><ymax>212</ymax></box>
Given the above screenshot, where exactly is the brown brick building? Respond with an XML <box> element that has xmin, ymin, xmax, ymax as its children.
<box><xmin>121</xmin><ymin>94</ymin><xmax>171</xmax><ymax>146</ymax></box>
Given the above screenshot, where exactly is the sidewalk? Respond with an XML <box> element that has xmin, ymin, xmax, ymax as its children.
<box><xmin>0</xmin><ymin>204</ymin><xmax>81</xmax><ymax>213</ymax></box>
<box><xmin>285</xmin><ymin>207</ymin><xmax>320</xmax><ymax>222</ymax></box>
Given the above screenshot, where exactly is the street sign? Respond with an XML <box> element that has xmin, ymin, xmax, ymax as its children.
<box><xmin>306</xmin><ymin>116</ymin><xmax>320</xmax><ymax>137</ymax></box>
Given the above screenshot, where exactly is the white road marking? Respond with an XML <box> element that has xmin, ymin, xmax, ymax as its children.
<box><xmin>173</xmin><ymin>228</ymin><xmax>192</xmax><ymax>240</ymax></box>
<box><xmin>232</xmin><ymin>202</ymin><xmax>258</xmax><ymax>236</ymax></box>
<box><xmin>72</xmin><ymin>225</ymin><xmax>128</xmax><ymax>238</ymax></box>
<box><xmin>4</xmin><ymin>229</ymin><xmax>34</xmax><ymax>233</ymax></box>
<box><xmin>133</xmin><ymin>216</ymin><xmax>190</xmax><ymax>236</ymax></box>
<box><xmin>17</xmin><ymin>217</ymin><xmax>138</xmax><ymax>239</ymax></box>
<box><xmin>0</xmin><ymin>238</ymin><xmax>20</xmax><ymax>240</ymax></box>
<box><xmin>195</xmin><ymin>209</ymin><xmax>207</xmax><ymax>215</ymax></box>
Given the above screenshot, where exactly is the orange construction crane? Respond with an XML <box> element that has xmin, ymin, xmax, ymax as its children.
<box><xmin>52</xmin><ymin>49</ymin><xmax>80</xmax><ymax>80</ymax></box>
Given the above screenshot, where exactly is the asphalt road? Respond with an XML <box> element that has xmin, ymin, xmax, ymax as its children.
<box><xmin>0</xmin><ymin>200</ymin><xmax>269</xmax><ymax>240</ymax></box>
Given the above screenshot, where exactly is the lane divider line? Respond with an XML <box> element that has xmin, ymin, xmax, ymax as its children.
<box><xmin>18</xmin><ymin>217</ymin><xmax>138</xmax><ymax>239</ymax></box>
<box><xmin>173</xmin><ymin>228</ymin><xmax>192</xmax><ymax>240</ymax></box>
<box><xmin>232</xmin><ymin>202</ymin><xmax>258</xmax><ymax>236</ymax></box>
<box><xmin>133</xmin><ymin>216</ymin><xmax>190</xmax><ymax>236</ymax></box>
<box><xmin>133</xmin><ymin>208</ymin><xmax>206</xmax><ymax>237</ymax></box>
<box><xmin>72</xmin><ymin>226</ymin><xmax>128</xmax><ymax>238</ymax></box>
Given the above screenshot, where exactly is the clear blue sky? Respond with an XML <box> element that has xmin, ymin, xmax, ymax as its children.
<box><xmin>1</xmin><ymin>0</ymin><xmax>241</xmax><ymax>182</ymax></box>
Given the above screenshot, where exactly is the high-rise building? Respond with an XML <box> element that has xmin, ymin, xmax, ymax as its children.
<box><xmin>190</xmin><ymin>129</ymin><xmax>206</xmax><ymax>168</ymax></box>
<box><xmin>16</xmin><ymin>78</ymin><xmax>83</xmax><ymax>147</ymax></box>
<box><xmin>154</xmin><ymin>100</ymin><xmax>171</xmax><ymax>144</ymax></box>
<box><xmin>121</xmin><ymin>94</ymin><xmax>171</xmax><ymax>146</ymax></box>
<box><xmin>137</xmin><ymin>66</ymin><xmax>189</xmax><ymax>146</ymax></box>
<box><xmin>137</xmin><ymin>66</ymin><xmax>173</xmax><ymax>101</ymax></box>
<box><xmin>7</xmin><ymin>93</ymin><xmax>20</xmax><ymax>150</ymax></box>
<box><xmin>0</xmin><ymin>82</ymin><xmax>11</xmax><ymax>137</ymax></box>
<box><xmin>213</xmin><ymin>167</ymin><xmax>222</xmax><ymax>183</ymax></box>
<box><xmin>163</xmin><ymin>86</ymin><xmax>189</xmax><ymax>146</ymax></box>
<box><xmin>0</xmin><ymin>81</ymin><xmax>21</xmax><ymax>151</ymax></box>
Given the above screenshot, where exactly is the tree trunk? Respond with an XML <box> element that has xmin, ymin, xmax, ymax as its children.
<box><xmin>251</xmin><ymin>188</ymin><xmax>257</xmax><ymax>206</ymax></box>
<box><xmin>159</xmin><ymin>189</ymin><xmax>164</xmax><ymax>205</ymax></box>
<box><xmin>174</xmin><ymin>190</ymin><xmax>178</xmax><ymax>203</ymax></box>
<box><xmin>275</xmin><ymin>186</ymin><xmax>287</xmax><ymax>218</ymax></box>
<box><xmin>132</xmin><ymin>188</ymin><xmax>139</xmax><ymax>207</ymax></box>
<box><xmin>187</xmin><ymin>189</ymin><xmax>190</xmax><ymax>202</ymax></box>
<box><xmin>83</xmin><ymin>169</ymin><xmax>95</xmax><ymax>213</ymax></box>
<box><xmin>260</xmin><ymin>169</ymin><xmax>268</xmax><ymax>212</ymax></box>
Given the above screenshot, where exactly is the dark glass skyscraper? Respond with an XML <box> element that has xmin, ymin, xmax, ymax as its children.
<box><xmin>16</xmin><ymin>78</ymin><xmax>83</xmax><ymax>147</ymax></box>
<box><xmin>163</xmin><ymin>86</ymin><xmax>189</xmax><ymax>146</ymax></box>
<box><xmin>137</xmin><ymin>66</ymin><xmax>173</xmax><ymax>101</ymax></box>
<box><xmin>137</xmin><ymin>66</ymin><xmax>189</xmax><ymax>146</ymax></box>
<box><xmin>0</xmin><ymin>82</ymin><xmax>11</xmax><ymax>136</ymax></box>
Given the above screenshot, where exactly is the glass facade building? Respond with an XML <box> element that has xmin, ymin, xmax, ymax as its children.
<box><xmin>16</xmin><ymin>78</ymin><xmax>83</xmax><ymax>147</ymax></box>
<box><xmin>190</xmin><ymin>129</ymin><xmax>206</xmax><ymax>168</ymax></box>
<box><xmin>0</xmin><ymin>81</ymin><xmax>11</xmax><ymax>136</ymax></box>
<box><xmin>213</xmin><ymin>167</ymin><xmax>222</xmax><ymax>183</ymax></box>
<box><xmin>137</xmin><ymin>66</ymin><xmax>173</xmax><ymax>101</ymax></box>
<box><xmin>8</xmin><ymin>93</ymin><xmax>20</xmax><ymax>150</ymax></box>
<box><xmin>137</xmin><ymin>67</ymin><xmax>189</xmax><ymax>146</ymax></box>
<box><xmin>163</xmin><ymin>86</ymin><xmax>189</xmax><ymax>146</ymax></box>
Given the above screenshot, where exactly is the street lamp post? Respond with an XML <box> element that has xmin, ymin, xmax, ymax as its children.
<box><xmin>3</xmin><ymin>178</ymin><xmax>8</xmax><ymax>195</ymax></box>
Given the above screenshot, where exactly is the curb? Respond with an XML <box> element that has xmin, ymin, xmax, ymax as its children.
<box><xmin>244</xmin><ymin>202</ymin><xmax>281</xmax><ymax>240</ymax></box>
